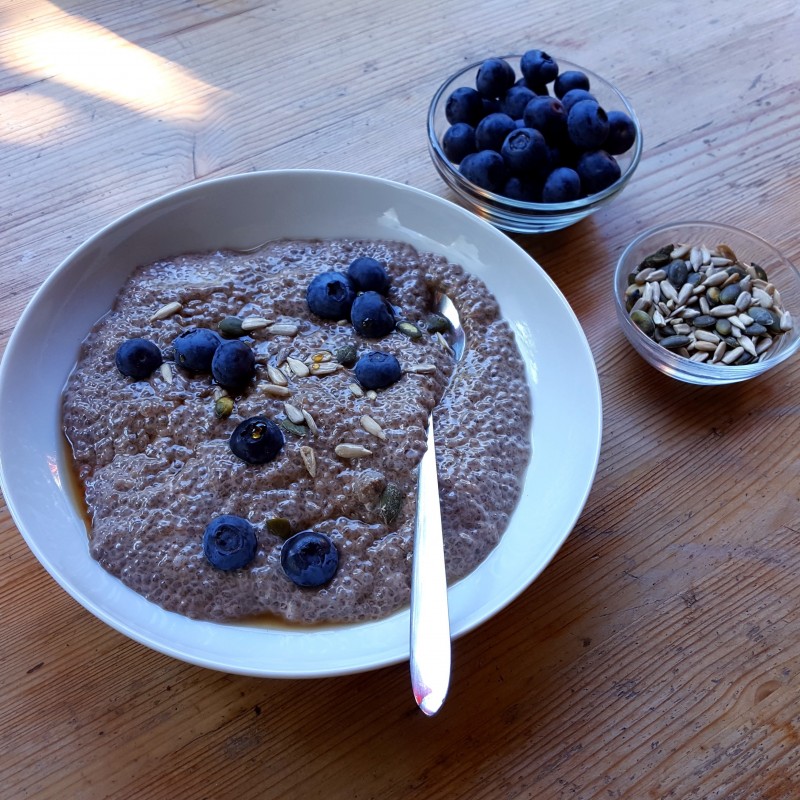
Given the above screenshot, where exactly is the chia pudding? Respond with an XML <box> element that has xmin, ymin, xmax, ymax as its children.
<box><xmin>62</xmin><ymin>239</ymin><xmax>532</xmax><ymax>624</ymax></box>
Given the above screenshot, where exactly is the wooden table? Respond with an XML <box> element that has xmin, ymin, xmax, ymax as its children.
<box><xmin>3</xmin><ymin>1</ymin><xmax>800</xmax><ymax>797</ymax></box>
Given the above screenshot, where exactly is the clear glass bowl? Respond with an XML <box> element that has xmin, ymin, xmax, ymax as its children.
<box><xmin>614</xmin><ymin>221</ymin><xmax>800</xmax><ymax>385</ymax></box>
<box><xmin>427</xmin><ymin>55</ymin><xmax>643</xmax><ymax>234</ymax></box>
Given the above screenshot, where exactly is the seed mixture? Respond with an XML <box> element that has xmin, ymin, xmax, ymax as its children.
<box><xmin>625</xmin><ymin>242</ymin><xmax>793</xmax><ymax>364</ymax></box>
<box><xmin>62</xmin><ymin>239</ymin><xmax>532</xmax><ymax>624</ymax></box>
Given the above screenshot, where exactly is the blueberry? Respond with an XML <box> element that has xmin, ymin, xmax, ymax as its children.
<box><xmin>347</xmin><ymin>256</ymin><xmax>391</xmax><ymax>295</ymax></box>
<box><xmin>499</xmin><ymin>85</ymin><xmax>537</xmax><ymax>119</ymax></box>
<box><xmin>351</xmin><ymin>291</ymin><xmax>396</xmax><ymax>338</ymax></box>
<box><xmin>306</xmin><ymin>270</ymin><xmax>356</xmax><ymax>320</ymax></box>
<box><xmin>203</xmin><ymin>514</ymin><xmax>257</xmax><ymax>571</ymax></box>
<box><xmin>500</xmin><ymin>127</ymin><xmax>549</xmax><ymax>175</ymax></box>
<box><xmin>229</xmin><ymin>416</ymin><xmax>284</xmax><ymax>464</ymax></box>
<box><xmin>542</xmin><ymin>167</ymin><xmax>582</xmax><ymax>202</ymax></box>
<box><xmin>474</xmin><ymin>112</ymin><xmax>517</xmax><ymax>151</ymax></box>
<box><xmin>576</xmin><ymin>150</ymin><xmax>622</xmax><ymax>194</ymax></box>
<box><xmin>522</xmin><ymin>96</ymin><xmax>567</xmax><ymax>141</ymax></box>
<box><xmin>604</xmin><ymin>109</ymin><xmax>637</xmax><ymax>155</ymax></box>
<box><xmin>444</xmin><ymin>86</ymin><xmax>484</xmax><ymax>126</ymax></box>
<box><xmin>475</xmin><ymin>57</ymin><xmax>515</xmax><ymax>98</ymax></box>
<box><xmin>354</xmin><ymin>351</ymin><xmax>402</xmax><ymax>390</ymax></box>
<box><xmin>459</xmin><ymin>150</ymin><xmax>508</xmax><ymax>193</ymax></box>
<box><xmin>211</xmin><ymin>339</ymin><xmax>256</xmax><ymax>389</ymax></box>
<box><xmin>567</xmin><ymin>99</ymin><xmax>610</xmax><ymax>149</ymax></box>
<box><xmin>481</xmin><ymin>97</ymin><xmax>501</xmax><ymax>116</ymax></box>
<box><xmin>520</xmin><ymin>49</ymin><xmax>559</xmax><ymax>85</ymax></box>
<box><xmin>504</xmin><ymin>175</ymin><xmax>543</xmax><ymax>202</ymax></box>
<box><xmin>442</xmin><ymin>122</ymin><xmax>477</xmax><ymax>164</ymax></box>
<box><xmin>173</xmin><ymin>327</ymin><xmax>222</xmax><ymax>373</ymax></box>
<box><xmin>554</xmin><ymin>70</ymin><xmax>591</xmax><ymax>98</ymax></box>
<box><xmin>115</xmin><ymin>338</ymin><xmax>162</xmax><ymax>380</ymax></box>
<box><xmin>560</xmin><ymin>88</ymin><xmax>597</xmax><ymax>114</ymax></box>
<box><xmin>280</xmin><ymin>530</ymin><xmax>339</xmax><ymax>588</ymax></box>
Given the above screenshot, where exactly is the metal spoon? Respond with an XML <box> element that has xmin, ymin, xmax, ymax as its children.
<box><xmin>410</xmin><ymin>293</ymin><xmax>466</xmax><ymax>716</ymax></box>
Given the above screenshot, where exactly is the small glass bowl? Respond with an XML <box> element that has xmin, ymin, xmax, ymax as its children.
<box><xmin>427</xmin><ymin>55</ymin><xmax>643</xmax><ymax>234</ymax></box>
<box><xmin>614</xmin><ymin>221</ymin><xmax>800</xmax><ymax>385</ymax></box>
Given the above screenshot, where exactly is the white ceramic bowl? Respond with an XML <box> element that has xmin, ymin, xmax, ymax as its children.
<box><xmin>0</xmin><ymin>170</ymin><xmax>602</xmax><ymax>677</ymax></box>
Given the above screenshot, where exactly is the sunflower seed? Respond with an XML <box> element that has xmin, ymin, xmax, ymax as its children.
<box><xmin>241</xmin><ymin>316</ymin><xmax>272</xmax><ymax>331</ymax></box>
<box><xmin>302</xmin><ymin>409</ymin><xmax>319</xmax><ymax>434</ymax></box>
<box><xmin>360</xmin><ymin>414</ymin><xmax>386</xmax><ymax>440</ymax></box>
<box><xmin>703</xmin><ymin>271</ymin><xmax>728</xmax><ymax>287</ymax></box>
<box><xmin>348</xmin><ymin>382</ymin><xmax>364</xmax><ymax>398</ymax></box>
<box><xmin>671</xmin><ymin>244</ymin><xmax>691</xmax><ymax>259</ymax></box>
<box><xmin>739</xmin><ymin>335</ymin><xmax>757</xmax><ymax>357</ymax></box>
<box><xmin>690</xmin><ymin>247</ymin><xmax>703</xmax><ymax>269</ymax></box>
<box><xmin>690</xmin><ymin>351</ymin><xmax>709</xmax><ymax>362</ymax></box>
<box><xmin>692</xmin><ymin>340</ymin><xmax>718</xmax><ymax>353</ymax></box>
<box><xmin>735</xmin><ymin>291</ymin><xmax>752</xmax><ymax>312</ymax></box>
<box><xmin>268</xmin><ymin>323</ymin><xmax>299</xmax><ymax>336</ymax></box>
<box><xmin>287</xmin><ymin>357</ymin><xmax>310</xmax><ymax>377</ymax></box>
<box><xmin>310</xmin><ymin>351</ymin><xmax>333</xmax><ymax>364</ymax></box>
<box><xmin>646</xmin><ymin>269</ymin><xmax>667</xmax><ymax>282</ymax></box>
<box><xmin>299</xmin><ymin>445</ymin><xmax>316</xmax><ymax>478</ymax></box>
<box><xmin>405</xmin><ymin>363</ymin><xmax>437</xmax><ymax>374</ymax></box>
<box><xmin>722</xmin><ymin>346</ymin><xmax>744</xmax><ymax>364</ymax></box>
<box><xmin>260</xmin><ymin>382</ymin><xmax>292</xmax><ymax>398</ymax></box>
<box><xmin>150</xmin><ymin>301</ymin><xmax>182</xmax><ymax>321</ymax></box>
<box><xmin>284</xmin><ymin>402</ymin><xmax>306</xmax><ymax>425</ymax></box>
<box><xmin>335</xmin><ymin>443</ymin><xmax>373</xmax><ymax>458</ymax></box>
<box><xmin>159</xmin><ymin>363</ymin><xmax>174</xmax><ymax>383</ymax></box>
<box><xmin>712</xmin><ymin>341</ymin><xmax>727</xmax><ymax>362</ymax></box>
<box><xmin>310</xmin><ymin>362</ymin><xmax>339</xmax><ymax>376</ymax></box>
<box><xmin>366</xmin><ymin>390</ymin><xmax>378</xmax><ymax>401</ymax></box>
<box><xmin>756</xmin><ymin>336</ymin><xmax>774</xmax><ymax>354</ymax></box>
<box><xmin>752</xmin><ymin>288</ymin><xmax>773</xmax><ymax>308</ymax></box>
<box><xmin>710</xmin><ymin>304</ymin><xmax>738</xmax><ymax>317</ymax></box>
<box><xmin>435</xmin><ymin>331</ymin><xmax>454</xmax><ymax>354</ymax></box>
<box><xmin>780</xmin><ymin>310</ymin><xmax>793</xmax><ymax>331</ymax></box>
<box><xmin>694</xmin><ymin>329</ymin><xmax>720</xmax><ymax>344</ymax></box>
<box><xmin>267</xmin><ymin>364</ymin><xmax>289</xmax><ymax>386</ymax></box>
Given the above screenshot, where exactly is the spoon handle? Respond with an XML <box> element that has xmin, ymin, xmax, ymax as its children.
<box><xmin>410</xmin><ymin>415</ymin><xmax>451</xmax><ymax>716</ymax></box>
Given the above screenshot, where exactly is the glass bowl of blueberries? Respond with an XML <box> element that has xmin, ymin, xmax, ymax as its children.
<box><xmin>615</xmin><ymin>221</ymin><xmax>800</xmax><ymax>385</ymax></box>
<box><xmin>427</xmin><ymin>49</ymin><xmax>643</xmax><ymax>233</ymax></box>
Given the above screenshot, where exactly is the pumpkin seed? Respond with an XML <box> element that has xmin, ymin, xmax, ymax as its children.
<box><xmin>397</xmin><ymin>320</ymin><xmax>423</xmax><ymax>340</ymax></box>
<box><xmin>379</xmin><ymin>483</ymin><xmax>405</xmax><ymax>526</ymax></box>
<box><xmin>335</xmin><ymin>344</ymin><xmax>358</xmax><ymax>367</ymax></box>
<box><xmin>218</xmin><ymin>316</ymin><xmax>245</xmax><ymax>338</ymax></box>
<box><xmin>214</xmin><ymin>395</ymin><xmax>234</xmax><ymax>419</ymax></box>
<box><xmin>279</xmin><ymin>418</ymin><xmax>307</xmax><ymax>437</ymax></box>
<box><xmin>267</xmin><ymin>518</ymin><xmax>293</xmax><ymax>539</ymax></box>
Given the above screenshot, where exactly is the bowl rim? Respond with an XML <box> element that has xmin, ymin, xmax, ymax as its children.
<box><xmin>614</xmin><ymin>219</ymin><xmax>800</xmax><ymax>382</ymax></box>
<box><xmin>427</xmin><ymin>54</ymin><xmax>644</xmax><ymax>213</ymax></box>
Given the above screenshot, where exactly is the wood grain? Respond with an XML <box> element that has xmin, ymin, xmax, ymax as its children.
<box><xmin>2</xmin><ymin>0</ymin><xmax>800</xmax><ymax>798</ymax></box>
